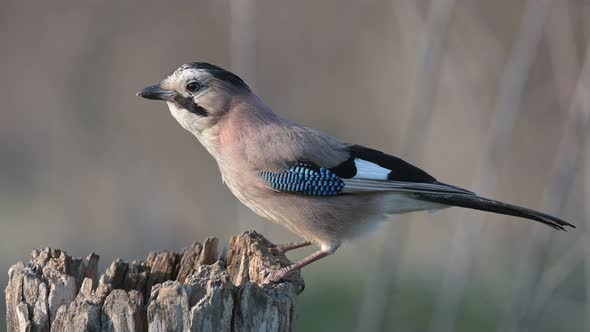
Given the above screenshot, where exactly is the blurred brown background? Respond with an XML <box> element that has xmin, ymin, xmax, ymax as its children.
<box><xmin>1</xmin><ymin>0</ymin><xmax>589</xmax><ymax>331</ymax></box>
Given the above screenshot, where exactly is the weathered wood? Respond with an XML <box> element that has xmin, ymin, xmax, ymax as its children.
<box><xmin>101</xmin><ymin>289</ymin><xmax>144</xmax><ymax>332</ymax></box>
<box><xmin>5</xmin><ymin>230</ymin><xmax>304</xmax><ymax>332</ymax></box>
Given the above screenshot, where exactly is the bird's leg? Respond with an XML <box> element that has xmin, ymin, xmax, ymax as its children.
<box><xmin>265</xmin><ymin>249</ymin><xmax>332</xmax><ymax>282</ymax></box>
<box><xmin>270</xmin><ymin>240</ymin><xmax>312</xmax><ymax>254</ymax></box>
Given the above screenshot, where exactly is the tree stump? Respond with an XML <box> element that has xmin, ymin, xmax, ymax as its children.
<box><xmin>5</xmin><ymin>230</ymin><xmax>304</xmax><ymax>332</ymax></box>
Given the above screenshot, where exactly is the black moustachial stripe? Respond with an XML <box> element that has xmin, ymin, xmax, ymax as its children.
<box><xmin>174</xmin><ymin>95</ymin><xmax>208</xmax><ymax>117</ymax></box>
<box><xmin>330</xmin><ymin>145</ymin><xmax>437</xmax><ymax>183</ymax></box>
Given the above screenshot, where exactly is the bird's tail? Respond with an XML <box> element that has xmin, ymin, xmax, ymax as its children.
<box><xmin>414</xmin><ymin>193</ymin><xmax>575</xmax><ymax>231</ymax></box>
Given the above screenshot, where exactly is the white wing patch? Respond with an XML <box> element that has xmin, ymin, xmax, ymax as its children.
<box><xmin>354</xmin><ymin>159</ymin><xmax>390</xmax><ymax>180</ymax></box>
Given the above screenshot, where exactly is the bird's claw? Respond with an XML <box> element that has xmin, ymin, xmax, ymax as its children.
<box><xmin>258</xmin><ymin>264</ymin><xmax>289</xmax><ymax>283</ymax></box>
<box><xmin>263</xmin><ymin>269</ymin><xmax>287</xmax><ymax>283</ymax></box>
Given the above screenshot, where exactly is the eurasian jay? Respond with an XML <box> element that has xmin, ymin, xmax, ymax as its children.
<box><xmin>137</xmin><ymin>62</ymin><xmax>573</xmax><ymax>282</ymax></box>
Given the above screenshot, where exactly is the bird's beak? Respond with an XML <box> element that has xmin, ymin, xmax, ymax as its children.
<box><xmin>136</xmin><ymin>83</ymin><xmax>176</xmax><ymax>101</ymax></box>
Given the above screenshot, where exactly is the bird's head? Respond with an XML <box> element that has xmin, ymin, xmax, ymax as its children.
<box><xmin>137</xmin><ymin>62</ymin><xmax>251</xmax><ymax>133</ymax></box>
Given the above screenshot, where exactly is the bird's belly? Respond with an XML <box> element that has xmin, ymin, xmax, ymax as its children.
<box><xmin>227</xmin><ymin>176</ymin><xmax>446</xmax><ymax>249</ymax></box>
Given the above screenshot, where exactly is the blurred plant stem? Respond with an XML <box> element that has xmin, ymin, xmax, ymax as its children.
<box><xmin>497</xmin><ymin>28</ymin><xmax>590</xmax><ymax>332</ymax></box>
<box><xmin>230</xmin><ymin>0</ymin><xmax>268</xmax><ymax>235</ymax></box>
<box><xmin>429</xmin><ymin>1</ymin><xmax>554</xmax><ymax>332</ymax></box>
<box><xmin>356</xmin><ymin>0</ymin><xmax>456</xmax><ymax>331</ymax></box>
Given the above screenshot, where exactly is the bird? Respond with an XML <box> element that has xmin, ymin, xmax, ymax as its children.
<box><xmin>137</xmin><ymin>62</ymin><xmax>574</xmax><ymax>282</ymax></box>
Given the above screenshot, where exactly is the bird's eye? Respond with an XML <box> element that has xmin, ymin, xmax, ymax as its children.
<box><xmin>186</xmin><ymin>82</ymin><xmax>202</xmax><ymax>93</ymax></box>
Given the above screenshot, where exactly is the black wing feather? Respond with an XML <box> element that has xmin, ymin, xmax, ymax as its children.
<box><xmin>330</xmin><ymin>145</ymin><xmax>437</xmax><ymax>183</ymax></box>
<box><xmin>333</xmin><ymin>145</ymin><xmax>474</xmax><ymax>195</ymax></box>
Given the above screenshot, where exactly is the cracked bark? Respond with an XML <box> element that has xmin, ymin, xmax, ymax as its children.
<box><xmin>5</xmin><ymin>230</ymin><xmax>304</xmax><ymax>332</ymax></box>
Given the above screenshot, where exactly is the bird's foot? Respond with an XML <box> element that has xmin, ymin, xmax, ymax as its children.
<box><xmin>269</xmin><ymin>240</ymin><xmax>311</xmax><ymax>255</ymax></box>
<box><xmin>261</xmin><ymin>249</ymin><xmax>330</xmax><ymax>284</ymax></box>
<box><xmin>262</xmin><ymin>265</ymin><xmax>296</xmax><ymax>283</ymax></box>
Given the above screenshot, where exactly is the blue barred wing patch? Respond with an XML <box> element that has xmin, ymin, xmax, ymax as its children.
<box><xmin>259</xmin><ymin>163</ymin><xmax>345</xmax><ymax>196</ymax></box>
